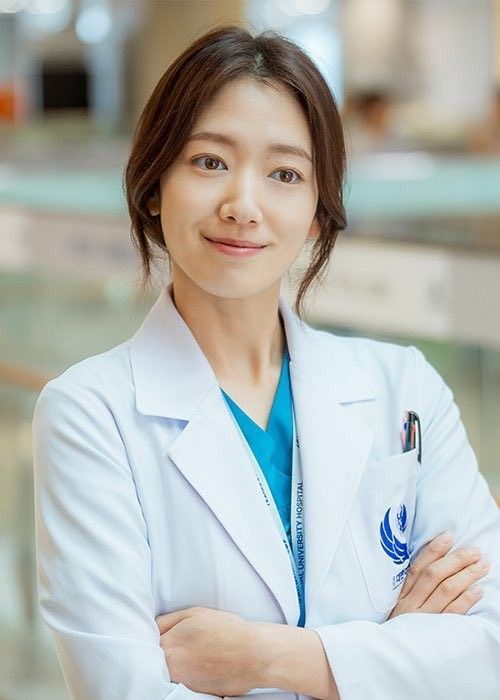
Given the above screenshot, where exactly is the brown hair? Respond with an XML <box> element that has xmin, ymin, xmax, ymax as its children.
<box><xmin>124</xmin><ymin>24</ymin><xmax>346</xmax><ymax>317</ymax></box>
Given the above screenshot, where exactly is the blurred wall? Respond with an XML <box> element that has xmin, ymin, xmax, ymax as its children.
<box><xmin>128</xmin><ymin>0</ymin><xmax>243</xmax><ymax>124</ymax></box>
<box><xmin>342</xmin><ymin>0</ymin><xmax>494</xmax><ymax>122</ymax></box>
<box><xmin>496</xmin><ymin>0</ymin><xmax>500</xmax><ymax>83</ymax></box>
<box><xmin>409</xmin><ymin>0</ymin><xmax>493</xmax><ymax>121</ymax></box>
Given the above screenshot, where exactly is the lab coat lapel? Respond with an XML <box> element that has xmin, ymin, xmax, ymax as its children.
<box><xmin>279</xmin><ymin>299</ymin><xmax>376</xmax><ymax>615</ymax></box>
<box><xmin>168</xmin><ymin>386</ymin><xmax>301</xmax><ymax>625</ymax></box>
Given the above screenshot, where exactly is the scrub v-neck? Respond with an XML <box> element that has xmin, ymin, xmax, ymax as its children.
<box><xmin>220</xmin><ymin>346</ymin><xmax>294</xmax><ymax>545</ymax></box>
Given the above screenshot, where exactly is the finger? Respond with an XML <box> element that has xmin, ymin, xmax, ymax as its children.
<box><xmin>156</xmin><ymin>607</ymin><xmax>198</xmax><ymax>634</ymax></box>
<box><xmin>442</xmin><ymin>587</ymin><xmax>483</xmax><ymax>614</ymax></box>
<box><xmin>420</xmin><ymin>559</ymin><xmax>490</xmax><ymax>613</ymax></box>
<box><xmin>400</xmin><ymin>532</ymin><xmax>454</xmax><ymax>597</ymax></box>
<box><xmin>405</xmin><ymin>546</ymin><xmax>483</xmax><ymax>608</ymax></box>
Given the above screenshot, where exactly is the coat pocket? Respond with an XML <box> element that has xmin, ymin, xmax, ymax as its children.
<box><xmin>346</xmin><ymin>448</ymin><xmax>419</xmax><ymax>613</ymax></box>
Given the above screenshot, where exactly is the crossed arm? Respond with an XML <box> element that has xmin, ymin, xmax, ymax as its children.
<box><xmin>153</xmin><ymin>531</ymin><xmax>489</xmax><ymax>699</ymax></box>
<box><xmin>155</xmin><ymin>606</ymin><xmax>339</xmax><ymax>699</ymax></box>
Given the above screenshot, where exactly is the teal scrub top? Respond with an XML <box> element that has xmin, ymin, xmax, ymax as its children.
<box><xmin>220</xmin><ymin>346</ymin><xmax>294</xmax><ymax>545</ymax></box>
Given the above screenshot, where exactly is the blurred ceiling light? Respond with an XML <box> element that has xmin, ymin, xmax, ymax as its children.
<box><xmin>0</xmin><ymin>0</ymin><xmax>28</xmax><ymax>13</ymax></box>
<box><xmin>21</xmin><ymin>0</ymin><xmax>71</xmax><ymax>34</ymax></box>
<box><xmin>26</xmin><ymin>0</ymin><xmax>69</xmax><ymax>13</ymax></box>
<box><xmin>278</xmin><ymin>0</ymin><xmax>330</xmax><ymax>16</ymax></box>
<box><xmin>75</xmin><ymin>4</ymin><xmax>111</xmax><ymax>44</ymax></box>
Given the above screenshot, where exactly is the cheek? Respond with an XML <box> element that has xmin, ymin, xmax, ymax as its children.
<box><xmin>161</xmin><ymin>181</ymin><xmax>188</xmax><ymax>219</ymax></box>
<box><xmin>160</xmin><ymin>181</ymin><xmax>213</xmax><ymax>238</ymax></box>
<box><xmin>276</xmin><ymin>186</ymin><xmax>316</xmax><ymax>221</ymax></box>
<box><xmin>275</xmin><ymin>200</ymin><xmax>316</xmax><ymax>244</ymax></box>
<box><xmin>167</xmin><ymin>162</ymin><xmax>218</xmax><ymax>204</ymax></box>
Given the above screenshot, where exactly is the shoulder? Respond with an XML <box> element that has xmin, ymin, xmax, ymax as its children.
<box><xmin>308</xmin><ymin>324</ymin><xmax>423</xmax><ymax>380</ymax></box>
<box><xmin>305</xmin><ymin>324</ymin><xmax>448</xmax><ymax>414</ymax></box>
<box><xmin>32</xmin><ymin>340</ymin><xmax>143</xmax><ymax>493</ymax></box>
<box><xmin>34</xmin><ymin>339</ymin><xmax>135</xmax><ymax>426</ymax></box>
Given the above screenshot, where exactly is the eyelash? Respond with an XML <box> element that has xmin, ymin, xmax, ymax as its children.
<box><xmin>191</xmin><ymin>154</ymin><xmax>304</xmax><ymax>184</ymax></box>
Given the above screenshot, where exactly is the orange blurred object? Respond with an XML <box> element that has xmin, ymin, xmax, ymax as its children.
<box><xmin>0</xmin><ymin>83</ymin><xmax>16</xmax><ymax>121</ymax></box>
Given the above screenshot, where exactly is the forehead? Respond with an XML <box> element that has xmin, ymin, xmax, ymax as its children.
<box><xmin>190</xmin><ymin>77</ymin><xmax>312</xmax><ymax>149</ymax></box>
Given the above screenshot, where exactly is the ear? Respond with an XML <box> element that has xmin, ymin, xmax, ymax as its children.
<box><xmin>146</xmin><ymin>192</ymin><xmax>161</xmax><ymax>217</ymax></box>
<box><xmin>307</xmin><ymin>217</ymin><xmax>320</xmax><ymax>239</ymax></box>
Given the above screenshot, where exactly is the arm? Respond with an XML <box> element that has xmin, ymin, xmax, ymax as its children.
<box><xmin>248</xmin><ymin>528</ymin><xmax>489</xmax><ymax>699</ymax></box>
<box><xmin>250</xmin><ymin>622</ymin><xmax>340</xmax><ymax>700</ymax></box>
<box><xmin>310</xmin><ymin>346</ymin><xmax>500</xmax><ymax>699</ymax></box>
<box><xmin>33</xmin><ymin>381</ymin><xmax>220</xmax><ymax>700</ymax></box>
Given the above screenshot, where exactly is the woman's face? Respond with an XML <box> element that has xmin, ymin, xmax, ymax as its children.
<box><xmin>151</xmin><ymin>77</ymin><xmax>319</xmax><ymax>301</ymax></box>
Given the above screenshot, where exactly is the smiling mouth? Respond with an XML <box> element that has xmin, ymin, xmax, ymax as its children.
<box><xmin>202</xmin><ymin>235</ymin><xmax>267</xmax><ymax>257</ymax></box>
<box><xmin>203</xmin><ymin>236</ymin><xmax>266</xmax><ymax>249</ymax></box>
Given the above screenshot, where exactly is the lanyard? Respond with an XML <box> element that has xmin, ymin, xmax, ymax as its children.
<box><xmin>233</xmin><ymin>404</ymin><xmax>306</xmax><ymax>626</ymax></box>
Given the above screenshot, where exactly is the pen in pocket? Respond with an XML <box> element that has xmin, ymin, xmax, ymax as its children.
<box><xmin>400</xmin><ymin>410</ymin><xmax>422</xmax><ymax>464</ymax></box>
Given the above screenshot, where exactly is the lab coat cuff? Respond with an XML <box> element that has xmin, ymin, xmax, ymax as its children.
<box><xmin>165</xmin><ymin>683</ymin><xmax>221</xmax><ymax>700</ymax></box>
<box><xmin>312</xmin><ymin>622</ymin><xmax>372</xmax><ymax>700</ymax></box>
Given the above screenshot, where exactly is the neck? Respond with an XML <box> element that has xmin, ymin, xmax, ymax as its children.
<box><xmin>169</xmin><ymin>273</ymin><xmax>285</xmax><ymax>386</ymax></box>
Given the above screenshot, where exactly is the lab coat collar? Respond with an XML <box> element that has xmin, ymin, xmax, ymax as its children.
<box><xmin>129</xmin><ymin>282</ymin><xmax>376</xmax><ymax>420</ymax></box>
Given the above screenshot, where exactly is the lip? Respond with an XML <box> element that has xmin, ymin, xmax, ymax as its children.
<box><xmin>204</xmin><ymin>235</ymin><xmax>265</xmax><ymax>249</ymax></box>
<box><xmin>203</xmin><ymin>235</ymin><xmax>266</xmax><ymax>258</ymax></box>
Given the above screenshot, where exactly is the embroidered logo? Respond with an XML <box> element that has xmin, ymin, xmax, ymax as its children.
<box><xmin>379</xmin><ymin>504</ymin><xmax>409</xmax><ymax>565</ymax></box>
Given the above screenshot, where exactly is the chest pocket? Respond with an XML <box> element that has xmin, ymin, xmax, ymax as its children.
<box><xmin>347</xmin><ymin>447</ymin><xmax>419</xmax><ymax>613</ymax></box>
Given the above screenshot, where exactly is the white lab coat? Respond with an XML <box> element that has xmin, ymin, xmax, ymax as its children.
<box><xmin>33</xmin><ymin>283</ymin><xmax>500</xmax><ymax>700</ymax></box>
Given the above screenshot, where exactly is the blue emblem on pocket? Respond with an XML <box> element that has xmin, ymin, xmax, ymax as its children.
<box><xmin>379</xmin><ymin>504</ymin><xmax>409</xmax><ymax>565</ymax></box>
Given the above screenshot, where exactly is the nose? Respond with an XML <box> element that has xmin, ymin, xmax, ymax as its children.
<box><xmin>218</xmin><ymin>178</ymin><xmax>263</xmax><ymax>226</ymax></box>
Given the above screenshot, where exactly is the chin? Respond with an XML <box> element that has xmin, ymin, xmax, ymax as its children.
<box><xmin>197</xmin><ymin>277</ymin><xmax>276</xmax><ymax>302</ymax></box>
<box><xmin>171</xmin><ymin>260</ymin><xmax>280</xmax><ymax>301</ymax></box>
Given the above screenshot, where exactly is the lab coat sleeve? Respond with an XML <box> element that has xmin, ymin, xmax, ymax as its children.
<box><xmin>312</xmin><ymin>345</ymin><xmax>500</xmax><ymax>700</ymax></box>
<box><xmin>33</xmin><ymin>380</ymin><xmax>220</xmax><ymax>700</ymax></box>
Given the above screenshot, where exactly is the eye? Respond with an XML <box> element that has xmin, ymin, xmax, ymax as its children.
<box><xmin>271</xmin><ymin>169</ymin><xmax>303</xmax><ymax>184</ymax></box>
<box><xmin>192</xmin><ymin>155</ymin><xmax>227</xmax><ymax>171</ymax></box>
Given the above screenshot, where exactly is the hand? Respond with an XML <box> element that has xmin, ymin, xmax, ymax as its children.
<box><xmin>156</xmin><ymin>606</ymin><xmax>259</xmax><ymax>697</ymax></box>
<box><xmin>388</xmin><ymin>532</ymin><xmax>490</xmax><ymax>619</ymax></box>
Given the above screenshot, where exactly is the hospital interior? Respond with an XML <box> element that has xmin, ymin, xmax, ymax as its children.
<box><xmin>0</xmin><ymin>0</ymin><xmax>499</xmax><ymax>697</ymax></box>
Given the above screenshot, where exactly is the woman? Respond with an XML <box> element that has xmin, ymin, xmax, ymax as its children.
<box><xmin>33</xmin><ymin>25</ymin><xmax>499</xmax><ymax>700</ymax></box>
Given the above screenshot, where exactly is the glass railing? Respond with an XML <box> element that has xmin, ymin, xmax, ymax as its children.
<box><xmin>0</xmin><ymin>271</ymin><xmax>156</xmax><ymax>699</ymax></box>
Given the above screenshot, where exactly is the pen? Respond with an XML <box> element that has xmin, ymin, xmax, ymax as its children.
<box><xmin>402</xmin><ymin>410</ymin><xmax>422</xmax><ymax>464</ymax></box>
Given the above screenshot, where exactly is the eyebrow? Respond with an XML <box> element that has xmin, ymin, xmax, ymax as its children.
<box><xmin>186</xmin><ymin>131</ymin><xmax>313</xmax><ymax>163</ymax></box>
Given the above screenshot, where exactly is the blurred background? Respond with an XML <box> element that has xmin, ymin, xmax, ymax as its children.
<box><xmin>0</xmin><ymin>0</ymin><xmax>499</xmax><ymax>697</ymax></box>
